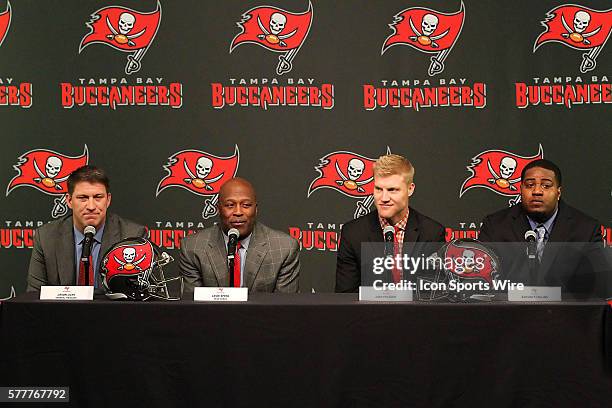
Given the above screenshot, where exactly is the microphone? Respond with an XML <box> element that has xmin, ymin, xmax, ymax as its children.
<box><xmin>81</xmin><ymin>225</ymin><xmax>96</xmax><ymax>262</ymax></box>
<box><xmin>383</xmin><ymin>225</ymin><xmax>395</xmax><ymax>257</ymax></box>
<box><xmin>525</xmin><ymin>230</ymin><xmax>537</xmax><ymax>260</ymax></box>
<box><xmin>227</xmin><ymin>228</ymin><xmax>240</xmax><ymax>260</ymax></box>
<box><xmin>226</xmin><ymin>228</ymin><xmax>239</xmax><ymax>287</ymax></box>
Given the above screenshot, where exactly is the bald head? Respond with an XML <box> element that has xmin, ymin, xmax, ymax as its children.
<box><xmin>218</xmin><ymin>177</ymin><xmax>257</xmax><ymax>202</ymax></box>
<box><xmin>217</xmin><ymin>178</ymin><xmax>258</xmax><ymax>238</ymax></box>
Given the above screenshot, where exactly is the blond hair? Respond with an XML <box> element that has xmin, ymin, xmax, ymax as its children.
<box><xmin>373</xmin><ymin>154</ymin><xmax>415</xmax><ymax>185</ymax></box>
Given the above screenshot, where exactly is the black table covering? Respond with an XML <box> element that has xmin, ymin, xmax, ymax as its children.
<box><xmin>2</xmin><ymin>292</ymin><xmax>611</xmax><ymax>408</ymax></box>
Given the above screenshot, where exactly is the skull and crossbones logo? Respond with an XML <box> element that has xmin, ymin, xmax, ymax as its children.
<box><xmin>183</xmin><ymin>157</ymin><xmax>224</xmax><ymax>190</ymax></box>
<box><xmin>460</xmin><ymin>249</ymin><xmax>478</xmax><ymax>274</ymax></box>
<box><xmin>560</xmin><ymin>10</ymin><xmax>601</xmax><ymax>45</ymax></box>
<box><xmin>487</xmin><ymin>157</ymin><xmax>521</xmax><ymax>191</ymax></box>
<box><xmin>114</xmin><ymin>247</ymin><xmax>146</xmax><ymax>271</ymax></box>
<box><xmin>105</xmin><ymin>12</ymin><xmax>147</xmax><ymax>46</ymax></box>
<box><xmin>256</xmin><ymin>12</ymin><xmax>298</xmax><ymax>47</ymax></box>
<box><xmin>335</xmin><ymin>158</ymin><xmax>373</xmax><ymax>193</ymax></box>
<box><xmin>408</xmin><ymin>14</ymin><xmax>450</xmax><ymax>48</ymax></box>
<box><xmin>33</xmin><ymin>156</ymin><xmax>69</xmax><ymax>190</ymax></box>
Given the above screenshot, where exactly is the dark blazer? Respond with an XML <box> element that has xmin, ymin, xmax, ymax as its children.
<box><xmin>479</xmin><ymin>200</ymin><xmax>606</xmax><ymax>296</ymax></box>
<box><xmin>179</xmin><ymin>222</ymin><xmax>300</xmax><ymax>293</ymax></box>
<box><xmin>335</xmin><ymin>208</ymin><xmax>446</xmax><ymax>293</ymax></box>
<box><xmin>26</xmin><ymin>213</ymin><xmax>146</xmax><ymax>291</ymax></box>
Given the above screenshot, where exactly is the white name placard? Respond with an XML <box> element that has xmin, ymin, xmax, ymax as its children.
<box><xmin>194</xmin><ymin>287</ymin><xmax>248</xmax><ymax>302</ymax></box>
<box><xmin>359</xmin><ymin>286</ymin><xmax>413</xmax><ymax>302</ymax></box>
<box><xmin>508</xmin><ymin>286</ymin><xmax>561</xmax><ymax>302</ymax></box>
<box><xmin>40</xmin><ymin>286</ymin><xmax>94</xmax><ymax>300</ymax></box>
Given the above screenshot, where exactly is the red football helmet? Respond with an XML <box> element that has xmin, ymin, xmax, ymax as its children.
<box><xmin>101</xmin><ymin>237</ymin><xmax>182</xmax><ymax>301</ymax></box>
<box><xmin>417</xmin><ymin>239</ymin><xmax>501</xmax><ymax>302</ymax></box>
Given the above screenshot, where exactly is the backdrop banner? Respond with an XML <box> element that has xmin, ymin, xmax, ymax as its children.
<box><xmin>0</xmin><ymin>0</ymin><xmax>610</xmax><ymax>296</ymax></box>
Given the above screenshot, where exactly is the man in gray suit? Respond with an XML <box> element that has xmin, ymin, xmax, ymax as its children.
<box><xmin>179</xmin><ymin>177</ymin><xmax>300</xmax><ymax>293</ymax></box>
<box><xmin>27</xmin><ymin>165</ymin><xmax>146</xmax><ymax>291</ymax></box>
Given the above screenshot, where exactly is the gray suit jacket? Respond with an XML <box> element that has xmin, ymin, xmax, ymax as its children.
<box><xmin>26</xmin><ymin>213</ymin><xmax>146</xmax><ymax>291</ymax></box>
<box><xmin>179</xmin><ymin>222</ymin><xmax>300</xmax><ymax>293</ymax></box>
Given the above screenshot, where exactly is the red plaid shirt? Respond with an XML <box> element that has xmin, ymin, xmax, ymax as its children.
<box><xmin>379</xmin><ymin>210</ymin><xmax>409</xmax><ymax>245</ymax></box>
<box><xmin>379</xmin><ymin>210</ymin><xmax>409</xmax><ymax>282</ymax></box>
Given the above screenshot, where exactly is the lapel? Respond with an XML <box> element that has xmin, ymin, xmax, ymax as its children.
<box><xmin>99</xmin><ymin>213</ymin><xmax>120</xmax><ymax>272</ymax></box>
<box><xmin>404</xmin><ymin>208</ymin><xmax>420</xmax><ymax>242</ymax></box>
<box><xmin>539</xmin><ymin>202</ymin><xmax>568</xmax><ymax>277</ymax></box>
<box><xmin>97</xmin><ymin>213</ymin><xmax>122</xmax><ymax>287</ymax></box>
<box><xmin>402</xmin><ymin>208</ymin><xmax>420</xmax><ymax>255</ymax></box>
<box><xmin>244</xmin><ymin>223</ymin><xmax>268</xmax><ymax>290</ymax></box>
<box><xmin>56</xmin><ymin>216</ymin><xmax>76</xmax><ymax>285</ymax></box>
<box><xmin>510</xmin><ymin>205</ymin><xmax>531</xmax><ymax>242</ymax></box>
<box><xmin>544</xmin><ymin>201</ymin><xmax>569</xmax><ymax>243</ymax></box>
<box><xmin>357</xmin><ymin>212</ymin><xmax>385</xmax><ymax>278</ymax></box>
<box><xmin>366</xmin><ymin>211</ymin><xmax>384</xmax><ymax>243</ymax></box>
<box><xmin>508</xmin><ymin>206</ymin><xmax>537</xmax><ymax>283</ymax></box>
<box><xmin>206</xmin><ymin>226</ymin><xmax>231</xmax><ymax>286</ymax></box>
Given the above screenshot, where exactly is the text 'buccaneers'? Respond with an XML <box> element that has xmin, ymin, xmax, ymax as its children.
<box><xmin>211</xmin><ymin>84</ymin><xmax>334</xmax><ymax>109</ymax></box>
<box><xmin>60</xmin><ymin>83</ymin><xmax>183</xmax><ymax>109</ymax></box>
<box><xmin>363</xmin><ymin>83</ymin><xmax>486</xmax><ymax>111</ymax></box>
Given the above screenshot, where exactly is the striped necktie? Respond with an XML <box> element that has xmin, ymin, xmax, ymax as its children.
<box><xmin>535</xmin><ymin>224</ymin><xmax>547</xmax><ymax>262</ymax></box>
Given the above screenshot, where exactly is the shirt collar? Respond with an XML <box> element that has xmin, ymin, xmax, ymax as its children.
<box><xmin>379</xmin><ymin>208</ymin><xmax>410</xmax><ymax>232</ymax></box>
<box><xmin>223</xmin><ymin>230</ymin><xmax>251</xmax><ymax>250</ymax></box>
<box><xmin>527</xmin><ymin>206</ymin><xmax>558</xmax><ymax>234</ymax></box>
<box><xmin>73</xmin><ymin>223</ymin><xmax>105</xmax><ymax>244</ymax></box>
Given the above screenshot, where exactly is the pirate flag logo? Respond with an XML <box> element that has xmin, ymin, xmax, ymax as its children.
<box><xmin>443</xmin><ymin>241</ymin><xmax>499</xmax><ymax>284</ymax></box>
<box><xmin>79</xmin><ymin>1</ymin><xmax>162</xmax><ymax>75</ymax></box>
<box><xmin>0</xmin><ymin>1</ymin><xmax>11</xmax><ymax>48</ymax></box>
<box><xmin>534</xmin><ymin>4</ymin><xmax>612</xmax><ymax>73</ymax></box>
<box><xmin>308</xmin><ymin>148</ymin><xmax>389</xmax><ymax>219</ymax></box>
<box><xmin>382</xmin><ymin>1</ymin><xmax>465</xmax><ymax>76</ymax></box>
<box><xmin>230</xmin><ymin>1</ymin><xmax>313</xmax><ymax>75</ymax></box>
<box><xmin>6</xmin><ymin>146</ymin><xmax>89</xmax><ymax>218</ymax></box>
<box><xmin>417</xmin><ymin>239</ymin><xmax>500</xmax><ymax>302</ymax></box>
<box><xmin>460</xmin><ymin>145</ymin><xmax>544</xmax><ymax>206</ymax></box>
<box><xmin>105</xmin><ymin>241</ymin><xmax>152</xmax><ymax>275</ymax></box>
<box><xmin>156</xmin><ymin>146</ymin><xmax>240</xmax><ymax>219</ymax></box>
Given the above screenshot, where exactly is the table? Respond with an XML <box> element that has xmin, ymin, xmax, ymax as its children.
<box><xmin>2</xmin><ymin>292</ymin><xmax>612</xmax><ymax>407</ymax></box>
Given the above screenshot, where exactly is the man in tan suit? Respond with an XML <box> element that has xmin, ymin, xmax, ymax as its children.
<box><xmin>179</xmin><ymin>177</ymin><xmax>300</xmax><ymax>293</ymax></box>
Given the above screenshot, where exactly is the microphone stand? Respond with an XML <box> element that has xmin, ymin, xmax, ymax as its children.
<box><xmin>527</xmin><ymin>255</ymin><xmax>538</xmax><ymax>285</ymax></box>
<box><xmin>227</xmin><ymin>245</ymin><xmax>236</xmax><ymax>287</ymax></box>
<box><xmin>226</xmin><ymin>228</ymin><xmax>240</xmax><ymax>288</ymax></box>
<box><xmin>81</xmin><ymin>226</ymin><xmax>96</xmax><ymax>286</ymax></box>
<box><xmin>227</xmin><ymin>256</ymin><xmax>235</xmax><ymax>287</ymax></box>
<box><xmin>526</xmin><ymin>240</ymin><xmax>539</xmax><ymax>285</ymax></box>
<box><xmin>525</xmin><ymin>231</ymin><xmax>538</xmax><ymax>286</ymax></box>
<box><xmin>84</xmin><ymin>258</ymin><xmax>91</xmax><ymax>286</ymax></box>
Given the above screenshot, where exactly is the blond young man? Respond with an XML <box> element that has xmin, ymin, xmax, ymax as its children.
<box><xmin>335</xmin><ymin>154</ymin><xmax>445</xmax><ymax>293</ymax></box>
